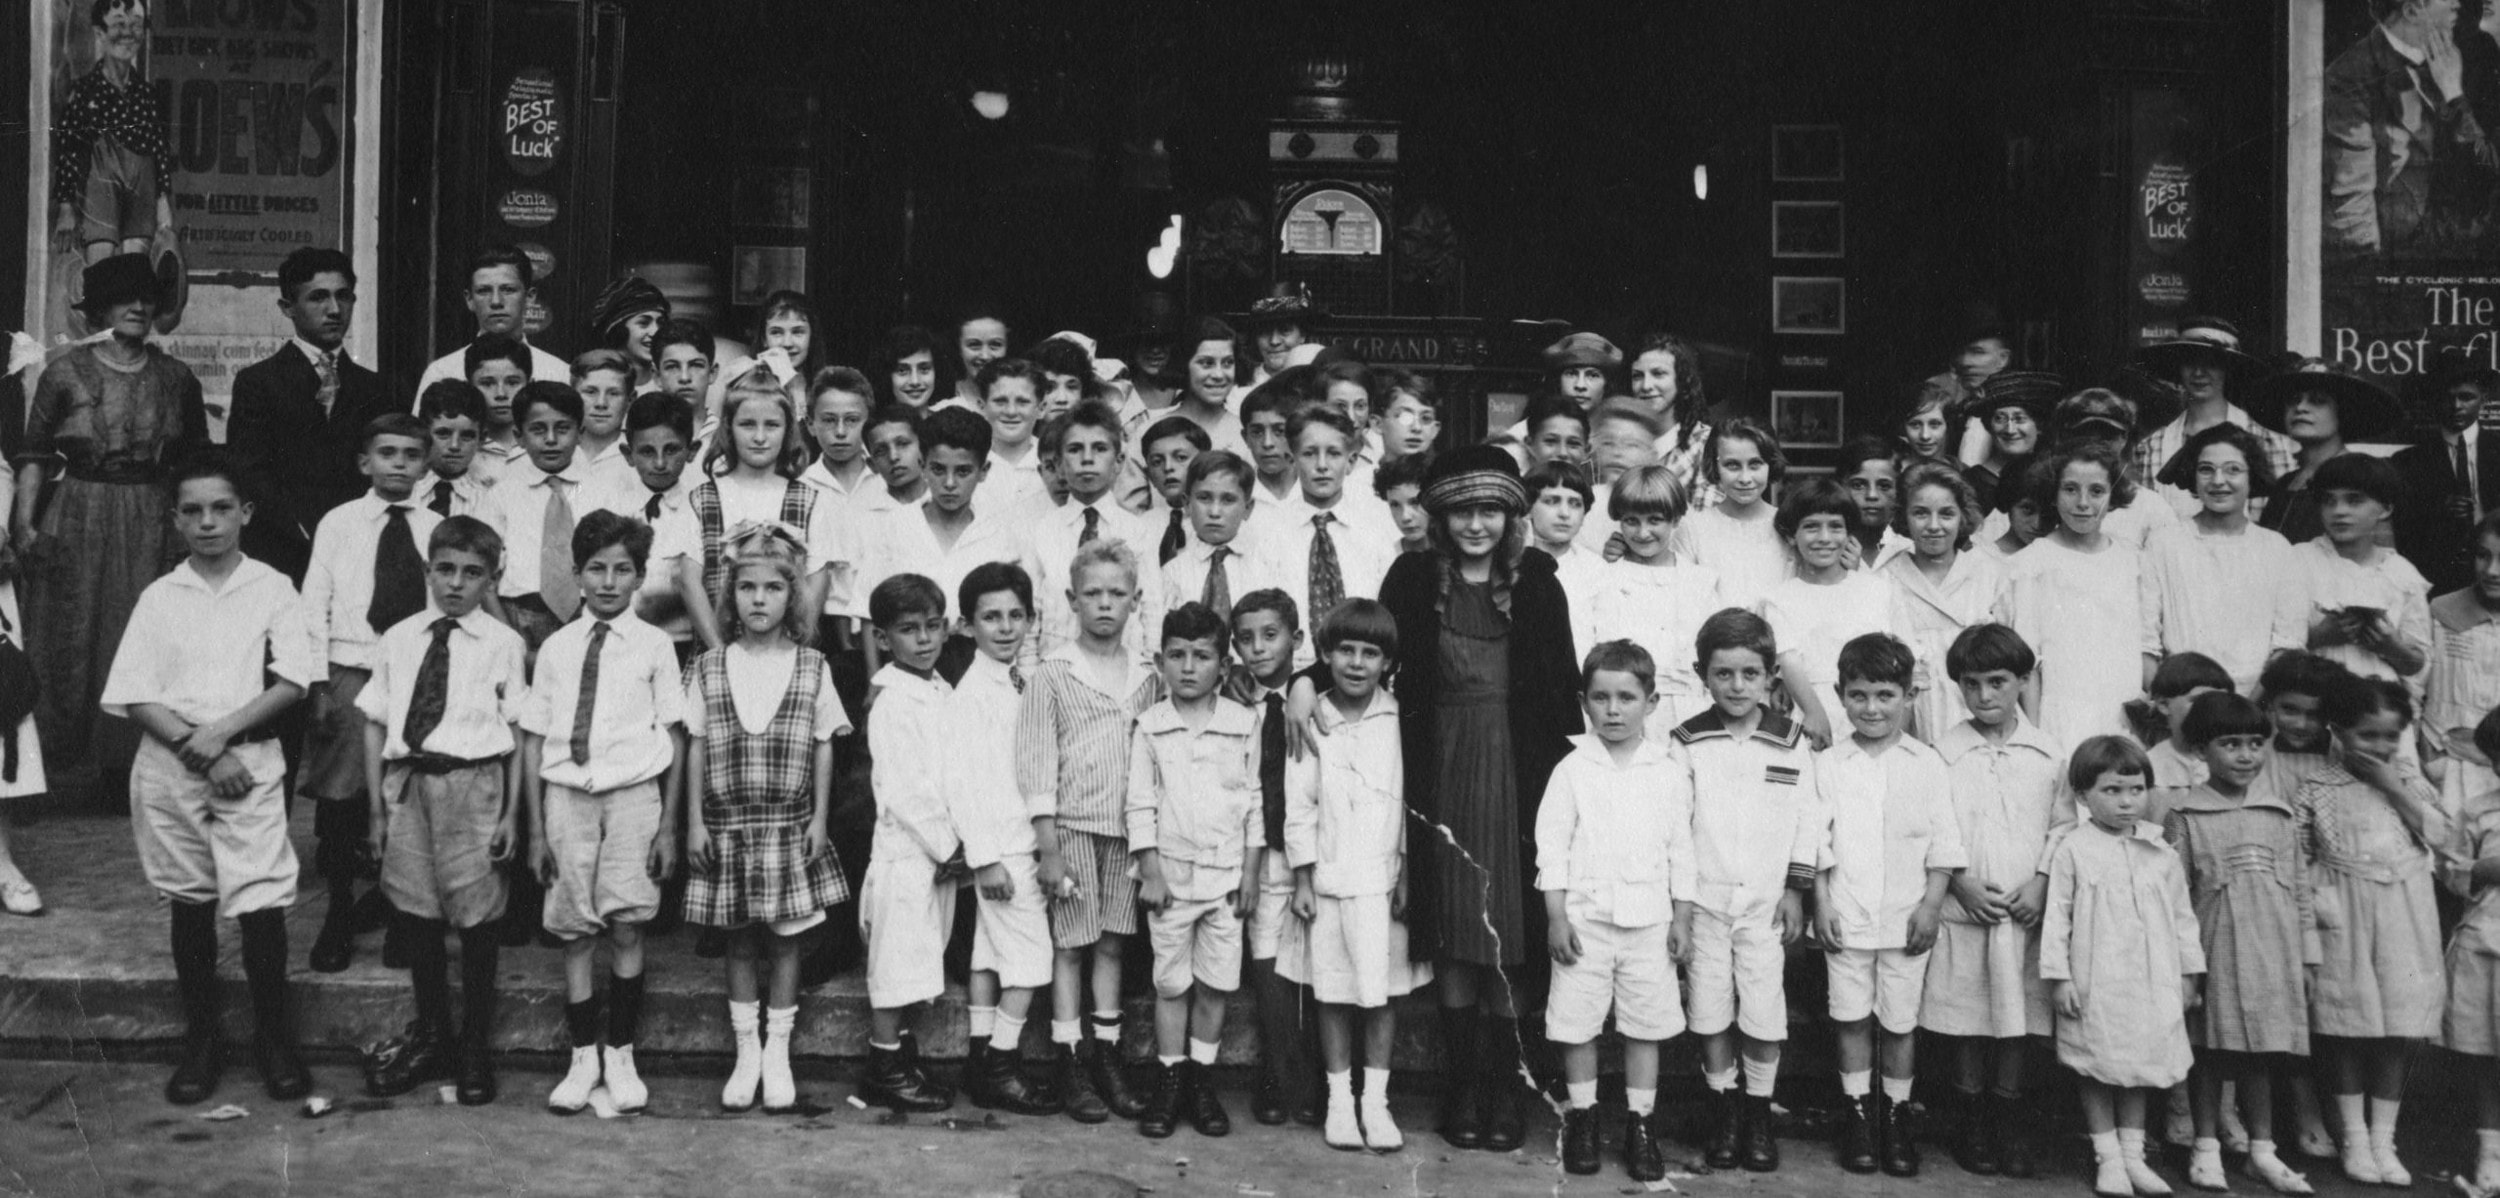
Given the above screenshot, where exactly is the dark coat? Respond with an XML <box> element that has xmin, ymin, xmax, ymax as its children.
<box><xmin>2393</xmin><ymin>430</ymin><xmax>2500</xmax><ymax>595</ymax></box>
<box><xmin>1378</xmin><ymin>545</ymin><xmax>1583</xmax><ymax>958</ymax></box>
<box><xmin>225</xmin><ymin>343</ymin><xmax>395</xmax><ymax>581</ymax></box>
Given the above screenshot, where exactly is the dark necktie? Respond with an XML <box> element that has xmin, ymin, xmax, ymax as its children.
<box><xmin>1009</xmin><ymin>665</ymin><xmax>1026</xmax><ymax>694</ymax></box>
<box><xmin>1308</xmin><ymin>512</ymin><xmax>1344</xmax><ymax>619</ymax></box>
<box><xmin>314</xmin><ymin>349</ymin><xmax>339</xmax><ymax>417</ymax></box>
<box><xmin>2458</xmin><ymin>437</ymin><xmax>2476</xmax><ymax>515</ymax></box>
<box><xmin>428</xmin><ymin>478</ymin><xmax>453</xmax><ymax>517</ymax></box>
<box><xmin>1080</xmin><ymin>506</ymin><xmax>1100</xmax><ymax>546</ymax></box>
<box><xmin>570</xmin><ymin>621</ymin><xmax>608</xmax><ymax>765</ymax></box>
<box><xmin>401</xmin><ymin>617</ymin><xmax>457</xmax><ymax>753</ymax></box>
<box><xmin>368</xmin><ymin>505</ymin><xmax>427</xmax><ymax>634</ymax></box>
<box><xmin>1202</xmin><ymin>546</ymin><xmax>1233</xmax><ymax>619</ymax></box>
<box><xmin>1160</xmin><ymin>507</ymin><xmax>1186</xmax><ymax>565</ymax></box>
<box><xmin>1260</xmin><ymin>692</ymin><xmax>1288</xmax><ymax>850</ymax></box>
<box><xmin>644</xmin><ymin>490</ymin><xmax>664</xmax><ymax>521</ymax></box>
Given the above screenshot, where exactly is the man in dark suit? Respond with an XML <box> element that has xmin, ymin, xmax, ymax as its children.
<box><xmin>226</xmin><ymin>247</ymin><xmax>395</xmax><ymax>581</ymax></box>
<box><xmin>2324</xmin><ymin>0</ymin><xmax>2496</xmax><ymax>261</ymax></box>
<box><xmin>2395</xmin><ymin>350</ymin><xmax>2500</xmax><ymax>594</ymax></box>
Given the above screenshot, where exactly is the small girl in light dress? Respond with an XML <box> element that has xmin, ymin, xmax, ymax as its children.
<box><xmin>2440</xmin><ymin>707</ymin><xmax>2500</xmax><ymax>1196</ymax></box>
<box><xmin>1587</xmin><ymin>465</ymin><xmax>1722</xmax><ymax>735</ymax></box>
<box><xmin>1670</xmin><ymin>418</ymin><xmax>1790</xmax><ymax>612</ymax></box>
<box><xmin>1882</xmin><ymin>462</ymin><xmax>2007</xmax><ymax>740</ymax></box>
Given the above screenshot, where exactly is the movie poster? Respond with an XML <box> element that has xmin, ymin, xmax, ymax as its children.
<box><xmin>24</xmin><ymin>0</ymin><xmax>355</xmax><ymax>422</ymax></box>
<box><xmin>2305</xmin><ymin>0</ymin><xmax>2500</xmax><ymax>428</ymax></box>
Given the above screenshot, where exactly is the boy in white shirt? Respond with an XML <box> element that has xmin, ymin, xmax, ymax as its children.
<box><xmin>1813</xmin><ymin>632</ymin><xmax>1966</xmax><ymax>1178</ymax></box>
<box><xmin>978</xmin><ymin>358</ymin><xmax>1052</xmax><ymax>521</ymax></box>
<box><xmin>459</xmin><ymin>335</ymin><xmax>533</xmax><ymax>489</ymax></box>
<box><xmin>1525</xmin><ymin>462</ymin><xmax>1602</xmax><ymax>663</ymax></box>
<box><xmin>1160</xmin><ymin>452</ymin><xmax>1280</xmax><ymax>629</ymax></box>
<box><xmin>1539</xmin><ymin>640</ymin><xmax>1697</xmax><ymax>1181</ymax></box>
<box><xmin>521</xmin><ymin>511</ymin><xmax>685</xmax><ymax>1115</ymax></box>
<box><xmin>1259</xmin><ymin>406</ymin><xmax>1400</xmax><ymax>664</ymax></box>
<box><xmin>852</xmin><ymin>407</ymin><xmax>1030</xmax><ymax>676</ymax></box>
<box><xmin>1028</xmin><ymin>400</ymin><xmax>1163</xmax><ymax>663</ymax></box>
<box><xmin>570</xmin><ymin>348</ymin><xmax>637</xmax><ymax>495</ymax></box>
<box><xmin>941</xmin><ymin>563</ymin><xmax>1062</xmax><ymax>1116</ymax></box>
<box><xmin>1234</xmin><ymin>588</ymin><xmax>1314</xmax><ymax>1127</ymax></box>
<box><xmin>1127</xmin><ymin>602</ymin><xmax>1264</xmax><ymax>1139</ymax></box>
<box><xmin>799</xmin><ymin>367</ymin><xmax>878</xmax><ymax>650</ymax></box>
<box><xmin>476</xmin><ymin>380</ymin><xmax>590</xmax><ymax>654</ymax></box>
<box><xmin>299</xmin><ymin>414</ymin><xmax>439</xmax><ymax>973</ymax></box>
<box><xmin>103</xmin><ymin>458</ymin><xmax>318</xmax><ymax>1105</ymax></box>
<box><xmin>1670</xmin><ymin>608</ymin><xmax>1821</xmax><ymax>1173</ymax></box>
<box><xmin>415</xmin><ymin>381</ymin><xmax>493</xmax><ymax>518</ymax></box>
<box><xmin>855</xmin><ymin>573</ymin><xmax>964</xmax><ymax>1112</ymax></box>
<box><xmin>1138</xmin><ymin>415</ymin><xmax>1210</xmax><ymax>563</ymax></box>
<box><xmin>1285</xmin><ymin>598</ymin><xmax>1427</xmax><ymax>1152</ymax></box>
<box><xmin>581</xmin><ymin>394</ymin><xmax>698</xmax><ymax>656</ymax></box>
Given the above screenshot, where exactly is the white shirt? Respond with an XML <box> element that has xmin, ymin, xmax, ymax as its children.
<box><xmin>520</xmin><ymin>611</ymin><xmax>685</xmax><ymax>792</ymax></box>
<box><xmin>1252</xmin><ymin>491</ymin><xmax>1403</xmax><ymax>666</ymax></box>
<box><xmin>1817</xmin><ymin>734</ymin><xmax>1966</xmax><ymax>950</ymax></box>
<box><xmin>1125</xmin><ymin>697</ymin><xmax>1264</xmax><ymax>900</ymax></box>
<box><xmin>1026</xmin><ymin>495</ymin><xmax>1165</xmax><ymax>663</ymax></box>
<box><xmin>1758</xmin><ymin>572</ymin><xmax>1897</xmax><ymax>690</ymax></box>
<box><xmin>414</xmin><ymin>340</ymin><xmax>573</xmax><ymax>405</ymax></box>
<box><xmin>800</xmin><ymin>459</ymin><xmax>881</xmax><ymax>616</ymax></box>
<box><xmin>1588</xmin><ymin>559</ymin><xmax>1724</xmax><ymax>707</ymax></box>
<box><xmin>1284</xmin><ymin>689</ymin><xmax>1406</xmax><ymax>898</ymax></box>
<box><xmin>941</xmin><ymin>653</ymin><xmax>1038</xmax><ymax>867</ymax></box>
<box><xmin>1546</xmin><ymin>543</ymin><xmax>1607</xmax><ymax>667</ymax></box>
<box><xmin>867</xmin><ymin>664</ymin><xmax>960</xmax><ymax>865</ymax></box>
<box><xmin>419</xmin><ymin>471</ymin><xmax>493</xmax><ymax>519</ymax></box>
<box><xmin>1671</xmin><ymin>504</ymin><xmax>1792</xmax><ymax>611</ymax></box>
<box><xmin>2138</xmin><ymin>518</ymin><xmax>2306</xmax><ymax>694</ymax></box>
<box><xmin>357</xmin><ymin>607</ymin><xmax>528</xmax><ymax>760</ymax></box>
<box><xmin>1669</xmin><ymin>708</ymin><xmax>1821</xmax><ymax>917</ymax></box>
<box><xmin>575</xmin><ymin>436</ymin><xmax>637</xmax><ymax>498</ymax></box>
<box><xmin>300</xmin><ymin>492</ymin><xmax>444</xmax><ymax>674</ymax></box>
<box><xmin>102</xmin><ymin>557</ymin><xmax>314</xmax><ymax>726</ymax></box>
<box><xmin>685</xmin><ymin>641</ymin><xmax>853</xmax><ymax>740</ymax></box>
<box><xmin>1159</xmin><ymin>534</ymin><xmax>1285</xmax><ymax>628</ymax></box>
<box><xmin>984</xmin><ymin>444</ymin><xmax>1054</xmax><ymax>525</ymax></box>
<box><xmin>849</xmin><ymin>500</ymin><xmax>1031</xmax><ymax>623</ymax></box>
<box><xmin>1535</xmin><ymin>735</ymin><xmax>1698</xmax><ymax>928</ymax></box>
<box><xmin>467</xmin><ymin>438</ymin><xmax>532</xmax><ymax>491</ymax></box>
<box><xmin>477</xmin><ymin>456</ymin><xmax>591</xmax><ymax>598</ymax></box>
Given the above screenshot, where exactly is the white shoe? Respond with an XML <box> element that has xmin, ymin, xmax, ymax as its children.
<box><xmin>721</xmin><ymin>1002</ymin><xmax>761</xmax><ymax>1112</ymax></box>
<box><xmin>2188</xmin><ymin>1144</ymin><xmax>2230</xmax><ymax>1192</ymax></box>
<box><xmin>2220</xmin><ymin>1101</ymin><xmax>2252</xmax><ymax>1156</ymax></box>
<box><xmin>1359</xmin><ymin>1095</ymin><xmax>1403</xmax><ymax>1152</ymax></box>
<box><xmin>2339</xmin><ymin>1136</ymin><xmax>2383</xmax><ymax>1185</ymax></box>
<box><xmin>1323</xmin><ymin>1093</ymin><xmax>1362</xmax><ymax>1150</ymax></box>
<box><xmin>602</xmin><ymin>1044</ymin><xmax>647</xmax><ymax>1113</ymax></box>
<box><xmin>2097</xmin><ymin>1154</ymin><xmax>2136</xmax><ymax>1197</ymax></box>
<box><xmin>761</xmin><ymin>1007</ymin><xmax>797</xmax><ymax>1112</ymax></box>
<box><xmin>2476</xmin><ymin>1151</ymin><xmax>2500</xmax><ymax>1195</ymax></box>
<box><xmin>2371</xmin><ymin>1138</ymin><xmax>2411</xmax><ymax>1188</ymax></box>
<box><xmin>547</xmin><ymin>1045</ymin><xmax>600</xmax><ymax>1113</ymax></box>
<box><xmin>0</xmin><ymin>877</ymin><xmax>40</xmax><ymax>916</ymax></box>
<box><xmin>2243</xmin><ymin>1150</ymin><xmax>2314</xmax><ymax>1196</ymax></box>
<box><xmin>2295</xmin><ymin>1127</ymin><xmax>2336</xmax><ymax>1159</ymax></box>
<box><xmin>2127</xmin><ymin>1152</ymin><xmax>2177</xmax><ymax>1196</ymax></box>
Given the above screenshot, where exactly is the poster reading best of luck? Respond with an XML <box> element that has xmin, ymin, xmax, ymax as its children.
<box><xmin>29</xmin><ymin>0</ymin><xmax>353</xmax><ymax>418</ymax></box>
<box><xmin>2316</xmin><ymin>0</ymin><xmax>2500</xmax><ymax>426</ymax></box>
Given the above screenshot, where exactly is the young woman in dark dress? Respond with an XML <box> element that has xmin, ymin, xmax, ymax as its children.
<box><xmin>1377</xmin><ymin>446</ymin><xmax>1582</xmax><ymax>1151</ymax></box>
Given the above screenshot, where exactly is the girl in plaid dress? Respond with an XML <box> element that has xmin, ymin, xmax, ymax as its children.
<box><xmin>683</xmin><ymin>526</ymin><xmax>855</xmax><ymax>1113</ymax></box>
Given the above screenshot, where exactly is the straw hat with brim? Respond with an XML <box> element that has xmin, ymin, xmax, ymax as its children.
<box><xmin>2243</xmin><ymin>358</ymin><xmax>2409</xmax><ymax>443</ymax></box>
<box><xmin>1239</xmin><ymin>283</ymin><xmax>1327</xmax><ymax>330</ymax></box>
<box><xmin>2137</xmin><ymin>315</ymin><xmax>2264</xmax><ymax>377</ymax></box>
<box><xmin>74</xmin><ymin>253</ymin><xmax>159</xmax><ymax>318</ymax></box>
<box><xmin>1967</xmin><ymin>371</ymin><xmax>2067</xmax><ymax>425</ymax></box>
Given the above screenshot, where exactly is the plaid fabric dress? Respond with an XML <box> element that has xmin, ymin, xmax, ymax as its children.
<box><xmin>694</xmin><ymin>478</ymin><xmax>816</xmax><ymax>606</ymax></box>
<box><xmin>683</xmin><ymin>645</ymin><xmax>851</xmax><ymax>928</ymax></box>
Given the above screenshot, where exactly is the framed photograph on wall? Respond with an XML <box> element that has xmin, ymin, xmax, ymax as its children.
<box><xmin>1772</xmin><ymin>124</ymin><xmax>1845</xmax><ymax>182</ymax></box>
<box><xmin>1771</xmin><ymin>390</ymin><xmax>1844</xmax><ymax>449</ymax></box>
<box><xmin>1771</xmin><ymin>276</ymin><xmax>1846</xmax><ymax>335</ymax></box>
<box><xmin>1772</xmin><ymin>201</ymin><xmax>1845</xmax><ymax>258</ymax></box>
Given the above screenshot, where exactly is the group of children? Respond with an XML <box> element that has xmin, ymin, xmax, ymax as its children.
<box><xmin>91</xmin><ymin>297</ymin><xmax>2500</xmax><ymax>1196</ymax></box>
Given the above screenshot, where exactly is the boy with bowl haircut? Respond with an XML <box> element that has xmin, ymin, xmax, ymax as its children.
<box><xmin>1239</xmin><ymin>382</ymin><xmax>1304</xmax><ymax>509</ymax></box>
<box><xmin>1921</xmin><ymin>622</ymin><xmax>2066</xmax><ymax>1179</ymax></box>
<box><xmin>416</xmin><ymin>379</ymin><xmax>493</xmax><ymax>518</ymax></box>
<box><xmin>521</xmin><ymin>510</ymin><xmax>686</xmax><ymax>1115</ymax></box>
<box><xmin>1127</xmin><ymin>601</ymin><xmax>1265</xmax><ymax>1139</ymax></box>
<box><xmin>1018</xmin><ymin>537</ymin><xmax>1163</xmax><ymax>1123</ymax></box>
<box><xmin>461</xmin><ymin>333</ymin><xmax>533</xmax><ymax>488</ymax></box>
<box><xmin>1139</xmin><ymin>414</ymin><xmax>1212</xmax><ymax>562</ymax></box>
<box><xmin>298</xmin><ymin>414</ymin><xmax>443</xmax><ymax>972</ymax></box>
<box><xmin>103</xmin><ymin>457</ymin><xmax>318</xmax><ymax>1104</ymax></box>
<box><xmin>1539</xmin><ymin>639</ymin><xmax>1695</xmax><ymax>1180</ymax></box>
<box><xmin>1284</xmin><ymin>596</ymin><xmax>1424</xmax><ymax>1152</ymax></box>
<box><xmin>943</xmin><ymin>562</ymin><xmax>1063</xmax><ymax>1116</ymax></box>
<box><xmin>1814</xmin><ymin>632</ymin><xmax>1966</xmax><ymax>1178</ymax></box>
<box><xmin>864</xmin><ymin>404</ymin><xmax>931</xmax><ymax>518</ymax></box>
<box><xmin>478</xmin><ymin>380</ymin><xmax>590</xmax><ymax>654</ymax></box>
<box><xmin>855</xmin><ymin>572</ymin><xmax>964</xmax><ymax>1113</ymax></box>
<box><xmin>357</xmin><ymin>516</ymin><xmax>530</xmax><ymax>1106</ymax></box>
<box><xmin>1028</xmin><ymin>400</ymin><xmax>1163</xmax><ymax>664</ymax></box>
<box><xmin>1669</xmin><ymin>607</ymin><xmax>1821</xmax><ymax>1173</ymax></box>
<box><xmin>1162</xmin><ymin>451</ymin><xmax>1282</xmax><ymax>631</ymax></box>
<box><xmin>1231</xmin><ymin>587</ymin><xmax>1314</xmax><ymax>1126</ymax></box>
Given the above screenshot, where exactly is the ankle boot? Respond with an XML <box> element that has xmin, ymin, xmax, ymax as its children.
<box><xmin>1625</xmin><ymin>1107</ymin><xmax>1666</xmax><ymax>1181</ymax></box>
<box><xmin>1703</xmin><ymin>1088</ymin><xmax>1742</xmax><ymax>1168</ymax></box>
<box><xmin>1057</xmin><ymin>1041</ymin><xmax>1110</xmax><ymax>1124</ymax></box>
<box><xmin>1251</xmin><ymin>1057</ymin><xmax>1288</xmax><ymax>1126</ymax></box>
<box><xmin>548</xmin><ymin>1046</ymin><xmax>602</xmax><ymax>1114</ymax></box>
<box><xmin>308</xmin><ymin>884</ymin><xmax>357</xmax><ymax>973</ymax></box>
<box><xmin>1090</xmin><ymin>1034</ymin><xmax>1146</xmax><ymax>1119</ymax></box>
<box><xmin>1182</xmin><ymin>1059</ymin><xmax>1230</xmax><ymax>1136</ymax></box>
<box><xmin>1993</xmin><ymin>1095</ymin><xmax>2036</xmax><ymax>1179</ymax></box>
<box><xmin>1136</xmin><ymin>1060</ymin><xmax>1181</xmax><ymax>1138</ymax></box>
<box><xmin>602</xmin><ymin>1044</ymin><xmax>647</xmax><ymax>1113</ymax></box>
<box><xmin>1838</xmin><ymin>1094</ymin><xmax>1880</xmax><ymax>1174</ymax></box>
<box><xmin>237</xmin><ymin>910</ymin><xmax>309</xmax><ymax>1101</ymax></box>
<box><xmin>1741</xmin><ymin>1094</ymin><xmax>1782</xmax><ymax>1172</ymax></box>
<box><xmin>859</xmin><ymin>1041</ymin><xmax>951</xmax><ymax>1113</ymax></box>
<box><xmin>894</xmin><ymin>1030</ymin><xmax>952</xmax><ymax>1110</ymax></box>
<box><xmin>1479</xmin><ymin>1018</ymin><xmax>1527</xmax><ymax>1152</ymax></box>
<box><xmin>1561</xmin><ymin>1107</ymin><xmax>1601</xmax><ymax>1174</ymax></box>
<box><xmin>1436</xmin><ymin>1008</ymin><xmax>1483</xmax><ymax>1149</ymax></box>
<box><xmin>969</xmin><ymin>1040</ymin><xmax>1060</xmax><ymax>1116</ymax></box>
<box><xmin>1880</xmin><ymin>1092</ymin><xmax>1919</xmax><ymax>1177</ymax></box>
<box><xmin>720</xmin><ymin>1000</ymin><xmax>762</xmax><ymax>1111</ymax></box>
<box><xmin>1952</xmin><ymin>1090</ymin><xmax>1999</xmax><ymax>1175</ymax></box>
<box><xmin>165</xmin><ymin>901</ymin><xmax>224</xmax><ymax>1105</ymax></box>
<box><xmin>759</xmin><ymin>1006</ymin><xmax>797</xmax><ymax>1112</ymax></box>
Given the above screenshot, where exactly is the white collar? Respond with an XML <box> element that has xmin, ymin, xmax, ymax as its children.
<box><xmin>166</xmin><ymin>555</ymin><xmax>279</xmax><ymax>597</ymax></box>
<box><xmin>293</xmin><ymin>338</ymin><xmax>342</xmax><ymax>369</ymax></box>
